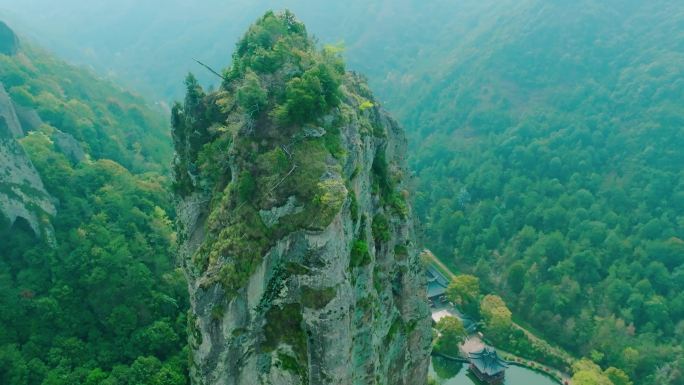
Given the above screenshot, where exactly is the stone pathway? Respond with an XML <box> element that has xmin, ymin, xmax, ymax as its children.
<box><xmin>431</xmin><ymin>308</ymin><xmax>458</xmax><ymax>323</ymax></box>
<box><xmin>459</xmin><ymin>334</ymin><xmax>485</xmax><ymax>356</ymax></box>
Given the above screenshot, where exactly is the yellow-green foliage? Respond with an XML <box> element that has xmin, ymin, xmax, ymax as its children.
<box><xmin>257</xmin><ymin>147</ymin><xmax>290</xmax><ymax>175</ymax></box>
<box><xmin>446</xmin><ymin>274</ymin><xmax>480</xmax><ymax>308</ymax></box>
<box><xmin>253</xmin><ymin>146</ymin><xmax>290</xmax><ymax>201</ymax></box>
<box><xmin>236</xmin><ymin>69</ymin><xmax>268</xmax><ymax>113</ymax></box>
<box><xmin>359</xmin><ymin>100</ymin><xmax>374</xmax><ymax>111</ymax></box>
<box><xmin>480</xmin><ymin>294</ymin><xmax>513</xmax><ymax>338</ymax></box>
<box><xmin>202</xmin><ymin>203</ymin><xmax>270</xmax><ymax>291</ymax></box>
<box><xmin>434</xmin><ymin>316</ymin><xmax>465</xmax><ymax>356</ymax></box>
<box><xmin>314</xmin><ymin>178</ymin><xmax>348</xmax><ymax>224</ymax></box>
<box><xmin>571</xmin><ymin>359</ymin><xmax>632</xmax><ymax>385</ymax></box>
<box><xmin>195</xmin><ymin>176</ymin><xmax>271</xmax><ymax>294</ymax></box>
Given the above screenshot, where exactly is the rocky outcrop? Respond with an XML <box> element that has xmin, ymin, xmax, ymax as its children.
<box><xmin>0</xmin><ymin>84</ymin><xmax>24</xmax><ymax>137</ymax></box>
<box><xmin>15</xmin><ymin>103</ymin><xmax>44</xmax><ymax>132</ymax></box>
<box><xmin>0</xmin><ymin>83</ymin><xmax>55</xmax><ymax>240</ymax></box>
<box><xmin>12</xmin><ymin>95</ymin><xmax>86</xmax><ymax>163</ymax></box>
<box><xmin>175</xmin><ymin>11</ymin><xmax>430</xmax><ymax>385</ymax></box>
<box><xmin>0</xmin><ymin>21</ymin><xmax>19</xmax><ymax>56</ymax></box>
<box><xmin>53</xmin><ymin>129</ymin><xmax>86</xmax><ymax>163</ymax></box>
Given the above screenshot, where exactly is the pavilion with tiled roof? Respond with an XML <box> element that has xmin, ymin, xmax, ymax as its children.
<box><xmin>468</xmin><ymin>347</ymin><xmax>509</xmax><ymax>384</ymax></box>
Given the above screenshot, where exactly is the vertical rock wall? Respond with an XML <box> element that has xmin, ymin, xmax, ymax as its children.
<box><xmin>175</xmin><ymin>11</ymin><xmax>431</xmax><ymax>385</ymax></box>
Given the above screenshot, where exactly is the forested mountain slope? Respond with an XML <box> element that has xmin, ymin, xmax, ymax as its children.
<box><xmin>399</xmin><ymin>2</ymin><xmax>683</xmax><ymax>384</ymax></box>
<box><xmin>0</xmin><ymin>26</ymin><xmax>188</xmax><ymax>385</ymax></box>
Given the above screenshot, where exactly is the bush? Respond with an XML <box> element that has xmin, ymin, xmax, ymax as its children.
<box><xmin>350</xmin><ymin>240</ymin><xmax>372</xmax><ymax>267</ymax></box>
<box><xmin>273</xmin><ymin>63</ymin><xmax>342</xmax><ymax>125</ymax></box>
<box><xmin>236</xmin><ymin>70</ymin><xmax>268</xmax><ymax>114</ymax></box>
<box><xmin>372</xmin><ymin>214</ymin><xmax>390</xmax><ymax>242</ymax></box>
<box><xmin>434</xmin><ymin>316</ymin><xmax>465</xmax><ymax>356</ymax></box>
<box><xmin>237</xmin><ymin>171</ymin><xmax>256</xmax><ymax>202</ymax></box>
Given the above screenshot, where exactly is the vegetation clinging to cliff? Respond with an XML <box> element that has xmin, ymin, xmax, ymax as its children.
<box><xmin>173</xmin><ymin>11</ymin><xmax>352</xmax><ymax>298</ymax></box>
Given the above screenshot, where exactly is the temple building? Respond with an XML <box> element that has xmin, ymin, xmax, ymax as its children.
<box><xmin>426</xmin><ymin>265</ymin><xmax>449</xmax><ymax>305</ymax></box>
<box><xmin>468</xmin><ymin>347</ymin><xmax>509</xmax><ymax>385</ymax></box>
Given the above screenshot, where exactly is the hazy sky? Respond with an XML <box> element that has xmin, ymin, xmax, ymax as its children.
<box><xmin>0</xmin><ymin>1</ymin><xmax>382</xmax><ymax>98</ymax></box>
<box><xmin>0</xmin><ymin>0</ymin><xmax>466</xmax><ymax>101</ymax></box>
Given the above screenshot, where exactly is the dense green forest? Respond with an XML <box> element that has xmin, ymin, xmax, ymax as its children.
<box><xmin>402</xmin><ymin>2</ymin><xmax>684</xmax><ymax>384</ymax></box>
<box><xmin>0</xmin><ymin>44</ymin><xmax>188</xmax><ymax>384</ymax></box>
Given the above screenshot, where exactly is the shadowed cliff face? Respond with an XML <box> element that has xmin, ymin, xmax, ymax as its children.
<box><xmin>0</xmin><ymin>82</ymin><xmax>55</xmax><ymax>240</ymax></box>
<box><xmin>174</xmin><ymin>11</ymin><xmax>431</xmax><ymax>385</ymax></box>
<box><xmin>0</xmin><ymin>21</ymin><xmax>19</xmax><ymax>56</ymax></box>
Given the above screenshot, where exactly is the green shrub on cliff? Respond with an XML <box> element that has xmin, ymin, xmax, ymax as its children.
<box><xmin>273</xmin><ymin>62</ymin><xmax>343</xmax><ymax>125</ymax></box>
<box><xmin>236</xmin><ymin>70</ymin><xmax>268</xmax><ymax>114</ymax></box>
<box><xmin>175</xmin><ymin>11</ymin><xmax>352</xmax><ymax>299</ymax></box>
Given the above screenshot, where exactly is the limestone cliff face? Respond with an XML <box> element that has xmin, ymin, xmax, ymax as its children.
<box><xmin>0</xmin><ymin>82</ymin><xmax>55</xmax><ymax>240</ymax></box>
<box><xmin>174</xmin><ymin>11</ymin><xmax>430</xmax><ymax>385</ymax></box>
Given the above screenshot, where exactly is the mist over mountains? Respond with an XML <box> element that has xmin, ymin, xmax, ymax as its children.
<box><xmin>0</xmin><ymin>0</ymin><xmax>454</xmax><ymax>101</ymax></box>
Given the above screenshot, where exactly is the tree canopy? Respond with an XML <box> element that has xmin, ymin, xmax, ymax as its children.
<box><xmin>434</xmin><ymin>316</ymin><xmax>465</xmax><ymax>357</ymax></box>
<box><xmin>446</xmin><ymin>274</ymin><xmax>480</xmax><ymax>314</ymax></box>
<box><xmin>0</xmin><ymin>41</ymin><xmax>186</xmax><ymax>385</ymax></box>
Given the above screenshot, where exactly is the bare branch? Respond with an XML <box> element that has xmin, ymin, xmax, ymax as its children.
<box><xmin>280</xmin><ymin>144</ymin><xmax>293</xmax><ymax>159</ymax></box>
<box><xmin>270</xmin><ymin>164</ymin><xmax>298</xmax><ymax>192</ymax></box>
<box><xmin>194</xmin><ymin>59</ymin><xmax>228</xmax><ymax>81</ymax></box>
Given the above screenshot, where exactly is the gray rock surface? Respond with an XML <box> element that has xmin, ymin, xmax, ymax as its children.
<box><xmin>259</xmin><ymin>196</ymin><xmax>304</xmax><ymax>228</ymax></box>
<box><xmin>15</xmin><ymin>103</ymin><xmax>44</xmax><ymax>132</ymax></box>
<box><xmin>53</xmin><ymin>129</ymin><xmax>86</xmax><ymax>163</ymax></box>
<box><xmin>0</xmin><ymin>82</ymin><xmax>55</xmax><ymax>239</ymax></box>
<box><xmin>0</xmin><ymin>84</ymin><xmax>23</xmax><ymax>137</ymax></box>
<box><xmin>177</xmin><ymin>77</ymin><xmax>431</xmax><ymax>385</ymax></box>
